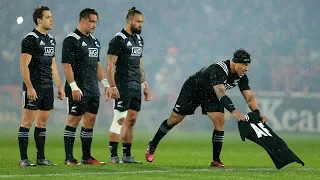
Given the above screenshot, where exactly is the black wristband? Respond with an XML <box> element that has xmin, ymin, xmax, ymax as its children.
<box><xmin>219</xmin><ymin>95</ymin><xmax>236</xmax><ymax>113</ymax></box>
<box><xmin>253</xmin><ymin>109</ymin><xmax>260</xmax><ymax>114</ymax></box>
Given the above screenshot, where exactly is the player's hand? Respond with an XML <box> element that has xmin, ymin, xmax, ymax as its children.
<box><xmin>57</xmin><ymin>87</ymin><xmax>66</xmax><ymax>100</ymax></box>
<box><xmin>72</xmin><ymin>89</ymin><xmax>83</xmax><ymax>102</ymax></box>
<box><xmin>260</xmin><ymin>114</ymin><xmax>268</xmax><ymax>123</ymax></box>
<box><xmin>143</xmin><ymin>88</ymin><xmax>151</xmax><ymax>101</ymax></box>
<box><xmin>27</xmin><ymin>87</ymin><xmax>38</xmax><ymax>101</ymax></box>
<box><xmin>111</xmin><ymin>87</ymin><xmax>120</xmax><ymax>99</ymax></box>
<box><xmin>232</xmin><ymin>110</ymin><xmax>246</xmax><ymax>121</ymax></box>
<box><xmin>104</xmin><ymin>87</ymin><xmax>112</xmax><ymax>101</ymax></box>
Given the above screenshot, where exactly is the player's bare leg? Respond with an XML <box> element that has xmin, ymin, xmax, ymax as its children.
<box><xmin>18</xmin><ymin>109</ymin><xmax>37</xmax><ymax>167</ymax></box>
<box><xmin>64</xmin><ymin>114</ymin><xmax>81</xmax><ymax>165</ymax></box>
<box><xmin>207</xmin><ymin>112</ymin><xmax>226</xmax><ymax>168</ymax></box>
<box><xmin>145</xmin><ymin>111</ymin><xmax>185</xmax><ymax>162</ymax></box>
<box><xmin>109</xmin><ymin>110</ymin><xmax>127</xmax><ymax>163</ymax></box>
<box><xmin>34</xmin><ymin>110</ymin><xmax>56</xmax><ymax>165</ymax></box>
<box><xmin>121</xmin><ymin>109</ymin><xmax>141</xmax><ymax>163</ymax></box>
<box><xmin>80</xmin><ymin>112</ymin><xmax>105</xmax><ymax>165</ymax></box>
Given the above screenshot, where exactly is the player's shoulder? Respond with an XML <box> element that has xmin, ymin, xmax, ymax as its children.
<box><xmin>22</xmin><ymin>32</ymin><xmax>39</xmax><ymax>41</ymax></box>
<box><xmin>64</xmin><ymin>32</ymin><xmax>81</xmax><ymax>41</ymax></box>
<box><xmin>109</xmin><ymin>32</ymin><xmax>127</xmax><ymax>45</ymax></box>
<box><xmin>213</xmin><ymin>60</ymin><xmax>229</xmax><ymax>75</ymax></box>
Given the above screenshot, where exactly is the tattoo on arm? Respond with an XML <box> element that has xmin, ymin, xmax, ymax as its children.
<box><xmin>140</xmin><ymin>68</ymin><xmax>146</xmax><ymax>83</ymax></box>
<box><xmin>106</xmin><ymin>55</ymin><xmax>118</xmax><ymax>87</ymax></box>
<box><xmin>140</xmin><ymin>58</ymin><xmax>146</xmax><ymax>83</ymax></box>
<box><xmin>214</xmin><ymin>84</ymin><xmax>226</xmax><ymax>99</ymax></box>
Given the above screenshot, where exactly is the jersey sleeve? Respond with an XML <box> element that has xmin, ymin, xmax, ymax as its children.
<box><xmin>61</xmin><ymin>37</ymin><xmax>77</xmax><ymax>64</ymax></box>
<box><xmin>21</xmin><ymin>36</ymin><xmax>37</xmax><ymax>55</ymax></box>
<box><xmin>208</xmin><ymin>65</ymin><xmax>228</xmax><ymax>86</ymax></box>
<box><xmin>238</xmin><ymin>74</ymin><xmax>251</xmax><ymax>91</ymax></box>
<box><xmin>107</xmin><ymin>36</ymin><xmax>123</xmax><ymax>56</ymax></box>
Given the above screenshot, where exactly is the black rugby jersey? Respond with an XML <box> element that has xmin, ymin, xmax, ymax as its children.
<box><xmin>191</xmin><ymin>60</ymin><xmax>250</xmax><ymax>95</ymax></box>
<box><xmin>21</xmin><ymin>29</ymin><xmax>56</xmax><ymax>90</ymax></box>
<box><xmin>62</xmin><ymin>29</ymin><xmax>101</xmax><ymax>97</ymax></box>
<box><xmin>107</xmin><ymin>29</ymin><xmax>144</xmax><ymax>88</ymax></box>
<box><xmin>238</xmin><ymin>112</ymin><xmax>305</xmax><ymax>169</ymax></box>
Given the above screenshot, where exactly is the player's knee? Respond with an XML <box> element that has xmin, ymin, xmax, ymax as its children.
<box><xmin>20</xmin><ymin>121</ymin><xmax>33</xmax><ymax>128</ymax></box>
<box><xmin>109</xmin><ymin>110</ymin><xmax>128</xmax><ymax>134</ymax></box>
<box><xmin>168</xmin><ymin>111</ymin><xmax>185</xmax><ymax>127</ymax></box>
<box><xmin>209</xmin><ymin>113</ymin><xmax>225</xmax><ymax>130</ymax></box>
<box><xmin>125</xmin><ymin>118</ymin><xmax>137</xmax><ymax>127</ymax></box>
<box><xmin>67</xmin><ymin>115</ymin><xmax>82</xmax><ymax>127</ymax></box>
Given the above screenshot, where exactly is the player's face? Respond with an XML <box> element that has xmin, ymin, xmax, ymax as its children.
<box><xmin>235</xmin><ymin>63</ymin><xmax>250</xmax><ymax>76</ymax></box>
<box><xmin>130</xmin><ymin>14</ymin><xmax>143</xmax><ymax>34</ymax></box>
<box><xmin>83</xmin><ymin>14</ymin><xmax>98</xmax><ymax>34</ymax></box>
<box><xmin>39</xmin><ymin>10</ymin><xmax>53</xmax><ymax>30</ymax></box>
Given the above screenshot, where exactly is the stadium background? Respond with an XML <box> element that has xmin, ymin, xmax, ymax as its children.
<box><xmin>0</xmin><ymin>0</ymin><xmax>320</xmax><ymax>133</ymax></box>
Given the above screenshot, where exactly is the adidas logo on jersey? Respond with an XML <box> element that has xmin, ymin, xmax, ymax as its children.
<box><xmin>40</xmin><ymin>40</ymin><xmax>45</xmax><ymax>45</ymax></box>
<box><xmin>127</xmin><ymin>41</ymin><xmax>132</xmax><ymax>46</ymax></box>
<box><xmin>82</xmin><ymin>41</ymin><xmax>87</xmax><ymax>46</ymax></box>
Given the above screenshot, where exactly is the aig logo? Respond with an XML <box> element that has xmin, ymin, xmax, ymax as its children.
<box><xmin>88</xmin><ymin>48</ymin><xmax>99</xmax><ymax>57</ymax></box>
<box><xmin>131</xmin><ymin>47</ymin><xmax>142</xmax><ymax>56</ymax></box>
<box><xmin>44</xmin><ymin>47</ymin><xmax>54</xmax><ymax>56</ymax></box>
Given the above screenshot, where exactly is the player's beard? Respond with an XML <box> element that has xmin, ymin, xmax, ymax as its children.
<box><xmin>131</xmin><ymin>26</ymin><xmax>142</xmax><ymax>34</ymax></box>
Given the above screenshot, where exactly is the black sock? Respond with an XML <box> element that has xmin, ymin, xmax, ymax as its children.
<box><xmin>34</xmin><ymin>127</ymin><xmax>46</xmax><ymax>160</ymax></box>
<box><xmin>151</xmin><ymin>119</ymin><xmax>173</xmax><ymax>146</ymax></box>
<box><xmin>212</xmin><ymin>130</ymin><xmax>224</xmax><ymax>161</ymax></box>
<box><xmin>122</xmin><ymin>143</ymin><xmax>132</xmax><ymax>157</ymax></box>
<box><xmin>18</xmin><ymin>126</ymin><xmax>30</xmax><ymax>160</ymax></box>
<box><xmin>109</xmin><ymin>142</ymin><xmax>118</xmax><ymax>157</ymax></box>
<box><xmin>64</xmin><ymin>125</ymin><xmax>76</xmax><ymax>160</ymax></box>
<box><xmin>80</xmin><ymin>127</ymin><xmax>93</xmax><ymax>160</ymax></box>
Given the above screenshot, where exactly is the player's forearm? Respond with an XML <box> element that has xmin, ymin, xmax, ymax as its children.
<box><xmin>214</xmin><ymin>84</ymin><xmax>236</xmax><ymax>112</ymax></box>
<box><xmin>52</xmin><ymin>63</ymin><xmax>62</xmax><ymax>89</ymax></box>
<box><xmin>63</xmin><ymin>64</ymin><xmax>75</xmax><ymax>84</ymax></box>
<box><xmin>97</xmin><ymin>64</ymin><xmax>105</xmax><ymax>81</ymax></box>
<box><xmin>107</xmin><ymin>62</ymin><xmax>116</xmax><ymax>87</ymax></box>
<box><xmin>246</xmin><ymin>95</ymin><xmax>259</xmax><ymax>111</ymax></box>
<box><xmin>140</xmin><ymin>67</ymin><xmax>146</xmax><ymax>83</ymax></box>
<box><xmin>97</xmin><ymin>64</ymin><xmax>110</xmax><ymax>88</ymax></box>
<box><xmin>20</xmin><ymin>66</ymin><xmax>33</xmax><ymax>89</ymax></box>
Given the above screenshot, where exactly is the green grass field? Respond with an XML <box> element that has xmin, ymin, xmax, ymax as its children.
<box><xmin>0</xmin><ymin>129</ymin><xmax>319</xmax><ymax>180</ymax></box>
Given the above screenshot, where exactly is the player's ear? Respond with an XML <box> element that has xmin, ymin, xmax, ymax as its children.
<box><xmin>37</xmin><ymin>18</ymin><xmax>41</xmax><ymax>24</ymax></box>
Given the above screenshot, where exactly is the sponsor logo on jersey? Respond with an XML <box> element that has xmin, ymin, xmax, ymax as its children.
<box><xmin>44</xmin><ymin>47</ymin><xmax>54</xmax><ymax>56</ymax></box>
<box><xmin>88</xmin><ymin>48</ymin><xmax>99</xmax><ymax>57</ymax></box>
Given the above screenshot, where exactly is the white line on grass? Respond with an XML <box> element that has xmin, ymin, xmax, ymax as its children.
<box><xmin>0</xmin><ymin>167</ymin><xmax>317</xmax><ymax>178</ymax></box>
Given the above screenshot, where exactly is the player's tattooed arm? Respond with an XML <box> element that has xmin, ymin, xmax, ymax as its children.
<box><xmin>106</xmin><ymin>55</ymin><xmax>118</xmax><ymax>87</ymax></box>
<box><xmin>213</xmin><ymin>84</ymin><xmax>226</xmax><ymax>99</ymax></box>
<box><xmin>140</xmin><ymin>58</ymin><xmax>148</xmax><ymax>89</ymax></box>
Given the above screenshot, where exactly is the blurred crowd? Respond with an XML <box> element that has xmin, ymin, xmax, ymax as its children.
<box><xmin>1</xmin><ymin>0</ymin><xmax>320</xmax><ymax>99</ymax></box>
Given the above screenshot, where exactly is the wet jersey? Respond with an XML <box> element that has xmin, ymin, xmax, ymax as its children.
<box><xmin>191</xmin><ymin>60</ymin><xmax>250</xmax><ymax>94</ymax></box>
<box><xmin>107</xmin><ymin>29</ymin><xmax>144</xmax><ymax>88</ymax></box>
<box><xmin>62</xmin><ymin>29</ymin><xmax>101</xmax><ymax>97</ymax></box>
<box><xmin>21</xmin><ymin>29</ymin><xmax>56</xmax><ymax>90</ymax></box>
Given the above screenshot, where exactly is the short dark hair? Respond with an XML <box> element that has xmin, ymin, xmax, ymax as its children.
<box><xmin>79</xmin><ymin>8</ymin><xmax>99</xmax><ymax>22</ymax></box>
<box><xmin>126</xmin><ymin>7</ymin><xmax>142</xmax><ymax>20</ymax></box>
<box><xmin>233</xmin><ymin>48</ymin><xmax>251</xmax><ymax>63</ymax></box>
<box><xmin>33</xmin><ymin>6</ymin><xmax>50</xmax><ymax>25</ymax></box>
